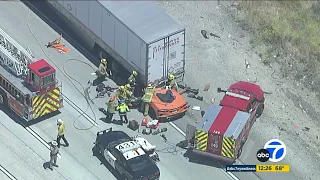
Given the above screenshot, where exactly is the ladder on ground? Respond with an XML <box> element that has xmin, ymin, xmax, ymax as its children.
<box><xmin>0</xmin><ymin>27</ymin><xmax>34</xmax><ymax>77</ymax></box>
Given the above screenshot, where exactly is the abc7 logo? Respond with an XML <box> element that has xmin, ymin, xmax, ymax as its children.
<box><xmin>256</xmin><ymin>149</ymin><xmax>270</xmax><ymax>162</ymax></box>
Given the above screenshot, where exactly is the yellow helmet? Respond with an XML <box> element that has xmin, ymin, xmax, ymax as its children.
<box><xmin>120</xmin><ymin>86</ymin><xmax>125</xmax><ymax>90</ymax></box>
<box><xmin>132</xmin><ymin>71</ymin><xmax>137</xmax><ymax>76</ymax></box>
<box><xmin>126</xmin><ymin>84</ymin><xmax>131</xmax><ymax>88</ymax></box>
<box><xmin>101</xmin><ymin>59</ymin><xmax>107</xmax><ymax>64</ymax></box>
<box><xmin>169</xmin><ymin>74</ymin><xmax>175</xmax><ymax>80</ymax></box>
<box><xmin>147</xmin><ymin>84</ymin><xmax>153</xmax><ymax>88</ymax></box>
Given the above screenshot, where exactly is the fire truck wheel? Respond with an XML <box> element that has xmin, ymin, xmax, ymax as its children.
<box><xmin>256</xmin><ymin>103</ymin><xmax>264</xmax><ymax>118</ymax></box>
<box><xmin>236</xmin><ymin>148</ymin><xmax>243</xmax><ymax>159</ymax></box>
<box><xmin>121</xmin><ymin>174</ymin><xmax>128</xmax><ymax>180</ymax></box>
<box><xmin>0</xmin><ymin>90</ymin><xmax>8</xmax><ymax>108</ymax></box>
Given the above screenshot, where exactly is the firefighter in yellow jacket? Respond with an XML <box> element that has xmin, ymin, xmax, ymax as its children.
<box><xmin>116</xmin><ymin>100</ymin><xmax>130</xmax><ymax>124</ymax></box>
<box><xmin>141</xmin><ymin>84</ymin><xmax>155</xmax><ymax>116</ymax></box>
<box><xmin>116</xmin><ymin>86</ymin><xmax>128</xmax><ymax>101</ymax></box>
<box><xmin>94</xmin><ymin>59</ymin><xmax>108</xmax><ymax>85</ymax></box>
<box><xmin>56</xmin><ymin>119</ymin><xmax>69</xmax><ymax>148</ymax></box>
<box><xmin>128</xmin><ymin>71</ymin><xmax>138</xmax><ymax>86</ymax></box>
<box><xmin>166</xmin><ymin>74</ymin><xmax>178</xmax><ymax>90</ymax></box>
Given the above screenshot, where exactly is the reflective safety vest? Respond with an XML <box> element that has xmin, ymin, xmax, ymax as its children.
<box><xmin>117</xmin><ymin>104</ymin><xmax>129</xmax><ymax>113</ymax></box>
<box><xmin>142</xmin><ymin>87</ymin><xmax>155</xmax><ymax>103</ymax></box>
<box><xmin>58</xmin><ymin>123</ymin><xmax>65</xmax><ymax>136</ymax></box>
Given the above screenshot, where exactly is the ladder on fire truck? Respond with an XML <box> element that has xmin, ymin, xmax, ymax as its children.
<box><xmin>0</xmin><ymin>27</ymin><xmax>34</xmax><ymax>77</ymax></box>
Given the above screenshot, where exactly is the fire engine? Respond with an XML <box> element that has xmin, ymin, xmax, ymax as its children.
<box><xmin>0</xmin><ymin>27</ymin><xmax>63</xmax><ymax>121</ymax></box>
<box><xmin>185</xmin><ymin>81</ymin><xmax>265</xmax><ymax>163</ymax></box>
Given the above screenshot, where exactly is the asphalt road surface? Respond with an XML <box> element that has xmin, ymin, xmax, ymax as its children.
<box><xmin>0</xmin><ymin>1</ymin><xmax>237</xmax><ymax>180</ymax></box>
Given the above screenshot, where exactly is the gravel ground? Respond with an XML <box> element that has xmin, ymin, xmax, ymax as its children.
<box><xmin>156</xmin><ymin>1</ymin><xmax>320</xmax><ymax>180</ymax></box>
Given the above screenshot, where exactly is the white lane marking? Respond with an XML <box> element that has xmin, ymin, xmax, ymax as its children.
<box><xmin>0</xmin><ymin>165</ymin><xmax>18</xmax><ymax>180</ymax></box>
<box><xmin>25</xmin><ymin>127</ymin><xmax>61</xmax><ymax>158</ymax></box>
<box><xmin>168</xmin><ymin>122</ymin><xmax>240</xmax><ymax>180</ymax></box>
<box><xmin>62</xmin><ymin>94</ymin><xmax>98</xmax><ymax>126</ymax></box>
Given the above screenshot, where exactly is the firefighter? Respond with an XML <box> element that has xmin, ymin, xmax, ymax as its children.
<box><xmin>49</xmin><ymin>140</ymin><xmax>59</xmax><ymax>170</ymax></box>
<box><xmin>141</xmin><ymin>84</ymin><xmax>155</xmax><ymax>116</ymax></box>
<box><xmin>128</xmin><ymin>71</ymin><xmax>138</xmax><ymax>87</ymax></box>
<box><xmin>125</xmin><ymin>84</ymin><xmax>133</xmax><ymax>97</ymax></box>
<box><xmin>56</xmin><ymin>119</ymin><xmax>69</xmax><ymax>148</ymax></box>
<box><xmin>116</xmin><ymin>86</ymin><xmax>127</xmax><ymax>101</ymax></box>
<box><xmin>166</xmin><ymin>74</ymin><xmax>178</xmax><ymax>91</ymax></box>
<box><xmin>105</xmin><ymin>96</ymin><xmax>116</xmax><ymax>123</ymax></box>
<box><xmin>116</xmin><ymin>100</ymin><xmax>130</xmax><ymax>124</ymax></box>
<box><xmin>95</xmin><ymin>59</ymin><xmax>108</xmax><ymax>84</ymax></box>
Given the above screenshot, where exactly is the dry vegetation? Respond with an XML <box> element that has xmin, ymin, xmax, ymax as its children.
<box><xmin>232</xmin><ymin>1</ymin><xmax>320</xmax><ymax>95</ymax></box>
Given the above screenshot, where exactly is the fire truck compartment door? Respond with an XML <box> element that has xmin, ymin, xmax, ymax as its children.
<box><xmin>186</xmin><ymin>124</ymin><xmax>196</xmax><ymax>142</ymax></box>
<box><xmin>194</xmin><ymin>129</ymin><xmax>208</xmax><ymax>152</ymax></box>
<box><xmin>221</xmin><ymin>136</ymin><xmax>235</xmax><ymax>159</ymax></box>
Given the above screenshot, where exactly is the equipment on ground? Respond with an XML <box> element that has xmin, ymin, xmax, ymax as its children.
<box><xmin>95</xmin><ymin>83</ymin><xmax>117</xmax><ymax>98</ymax></box>
<box><xmin>185</xmin><ymin>81</ymin><xmax>265</xmax><ymax>163</ymax></box>
<box><xmin>127</xmin><ymin>119</ymin><xmax>139</xmax><ymax>131</ymax></box>
<box><xmin>187</xmin><ymin>93</ymin><xmax>203</xmax><ymax>101</ymax></box>
<box><xmin>0</xmin><ymin>27</ymin><xmax>63</xmax><ymax>121</ymax></box>
<box><xmin>46</xmin><ymin>34</ymin><xmax>70</xmax><ymax>54</ymax></box>
<box><xmin>94</xmin><ymin>129</ymin><xmax>160</xmax><ymax>179</ymax></box>
<box><xmin>149</xmin><ymin>88</ymin><xmax>188</xmax><ymax>120</ymax></box>
<box><xmin>47</xmin><ymin>1</ymin><xmax>186</xmax><ymax>87</ymax></box>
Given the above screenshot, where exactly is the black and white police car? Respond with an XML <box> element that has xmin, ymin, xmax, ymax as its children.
<box><xmin>93</xmin><ymin>128</ymin><xmax>160</xmax><ymax>180</ymax></box>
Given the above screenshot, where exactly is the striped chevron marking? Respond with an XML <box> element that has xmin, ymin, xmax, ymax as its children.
<box><xmin>195</xmin><ymin>129</ymin><xmax>208</xmax><ymax>151</ymax></box>
<box><xmin>221</xmin><ymin>136</ymin><xmax>235</xmax><ymax>158</ymax></box>
<box><xmin>32</xmin><ymin>88</ymin><xmax>61</xmax><ymax>119</ymax></box>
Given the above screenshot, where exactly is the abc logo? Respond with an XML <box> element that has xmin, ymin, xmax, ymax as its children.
<box><xmin>256</xmin><ymin>149</ymin><xmax>270</xmax><ymax>162</ymax></box>
<box><xmin>264</xmin><ymin>139</ymin><xmax>286</xmax><ymax>162</ymax></box>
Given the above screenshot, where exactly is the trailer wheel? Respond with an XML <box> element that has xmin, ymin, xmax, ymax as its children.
<box><xmin>256</xmin><ymin>103</ymin><xmax>264</xmax><ymax>118</ymax></box>
<box><xmin>0</xmin><ymin>90</ymin><xmax>8</xmax><ymax>109</ymax></box>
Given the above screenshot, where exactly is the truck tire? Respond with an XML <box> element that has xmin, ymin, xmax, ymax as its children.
<box><xmin>256</xmin><ymin>103</ymin><xmax>264</xmax><ymax>118</ymax></box>
<box><xmin>0</xmin><ymin>90</ymin><xmax>8</xmax><ymax>109</ymax></box>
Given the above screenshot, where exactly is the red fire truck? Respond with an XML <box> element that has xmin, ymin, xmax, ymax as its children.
<box><xmin>0</xmin><ymin>27</ymin><xmax>63</xmax><ymax>121</ymax></box>
<box><xmin>186</xmin><ymin>81</ymin><xmax>264</xmax><ymax>163</ymax></box>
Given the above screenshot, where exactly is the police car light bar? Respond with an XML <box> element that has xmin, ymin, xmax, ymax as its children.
<box><xmin>226</xmin><ymin>91</ymin><xmax>250</xmax><ymax>100</ymax></box>
<box><xmin>97</xmin><ymin>128</ymin><xmax>112</xmax><ymax>136</ymax></box>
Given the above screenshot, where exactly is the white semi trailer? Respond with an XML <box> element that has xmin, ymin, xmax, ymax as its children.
<box><xmin>46</xmin><ymin>0</ymin><xmax>186</xmax><ymax>86</ymax></box>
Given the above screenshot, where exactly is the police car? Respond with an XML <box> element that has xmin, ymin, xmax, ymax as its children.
<box><xmin>93</xmin><ymin>128</ymin><xmax>160</xmax><ymax>180</ymax></box>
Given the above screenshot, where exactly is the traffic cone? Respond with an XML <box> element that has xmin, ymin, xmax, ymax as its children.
<box><xmin>142</xmin><ymin>117</ymin><xmax>149</xmax><ymax>126</ymax></box>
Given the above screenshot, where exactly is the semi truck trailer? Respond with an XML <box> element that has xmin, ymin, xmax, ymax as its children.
<box><xmin>46</xmin><ymin>0</ymin><xmax>186</xmax><ymax>86</ymax></box>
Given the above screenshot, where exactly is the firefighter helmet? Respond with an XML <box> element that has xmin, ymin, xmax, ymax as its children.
<box><xmin>132</xmin><ymin>71</ymin><xmax>138</xmax><ymax>76</ymax></box>
<box><xmin>126</xmin><ymin>84</ymin><xmax>131</xmax><ymax>88</ymax></box>
<box><xmin>109</xmin><ymin>96</ymin><xmax>115</xmax><ymax>101</ymax></box>
<box><xmin>101</xmin><ymin>58</ymin><xmax>107</xmax><ymax>64</ymax></box>
<box><xmin>119</xmin><ymin>86</ymin><xmax>125</xmax><ymax>90</ymax></box>
<box><xmin>169</xmin><ymin>74</ymin><xmax>175</xmax><ymax>80</ymax></box>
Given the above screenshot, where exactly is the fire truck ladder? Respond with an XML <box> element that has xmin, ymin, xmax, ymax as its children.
<box><xmin>0</xmin><ymin>27</ymin><xmax>34</xmax><ymax>77</ymax></box>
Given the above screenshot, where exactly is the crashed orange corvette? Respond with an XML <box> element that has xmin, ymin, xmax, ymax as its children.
<box><xmin>149</xmin><ymin>88</ymin><xmax>188</xmax><ymax>120</ymax></box>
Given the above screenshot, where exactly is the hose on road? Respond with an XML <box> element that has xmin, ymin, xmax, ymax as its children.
<box><xmin>26</xmin><ymin>8</ymin><xmax>98</xmax><ymax>131</ymax></box>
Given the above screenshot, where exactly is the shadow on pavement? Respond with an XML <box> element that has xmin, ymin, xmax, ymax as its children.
<box><xmin>183</xmin><ymin>148</ymin><xmax>227</xmax><ymax>169</ymax></box>
<box><xmin>1</xmin><ymin>106</ymin><xmax>61</xmax><ymax>127</ymax></box>
<box><xmin>92</xmin><ymin>149</ymin><xmax>123</xmax><ymax>180</ymax></box>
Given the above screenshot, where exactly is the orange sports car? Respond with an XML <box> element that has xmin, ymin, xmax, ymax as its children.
<box><xmin>149</xmin><ymin>88</ymin><xmax>188</xmax><ymax>121</ymax></box>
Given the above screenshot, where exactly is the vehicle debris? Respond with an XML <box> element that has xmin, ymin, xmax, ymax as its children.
<box><xmin>192</xmin><ymin>106</ymin><xmax>201</xmax><ymax>111</ymax></box>
<box><xmin>201</xmin><ymin>30</ymin><xmax>221</xmax><ymax>39</ymax></box>
<box><xmin>203</xmin><ymin>84</ymin><xmax>210</xmax><ymax>91</ymax></box>
<box><xmin>302</xmin><ymin>127</ymin><xmax>310</xmax><ymax>131</ymax></box>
